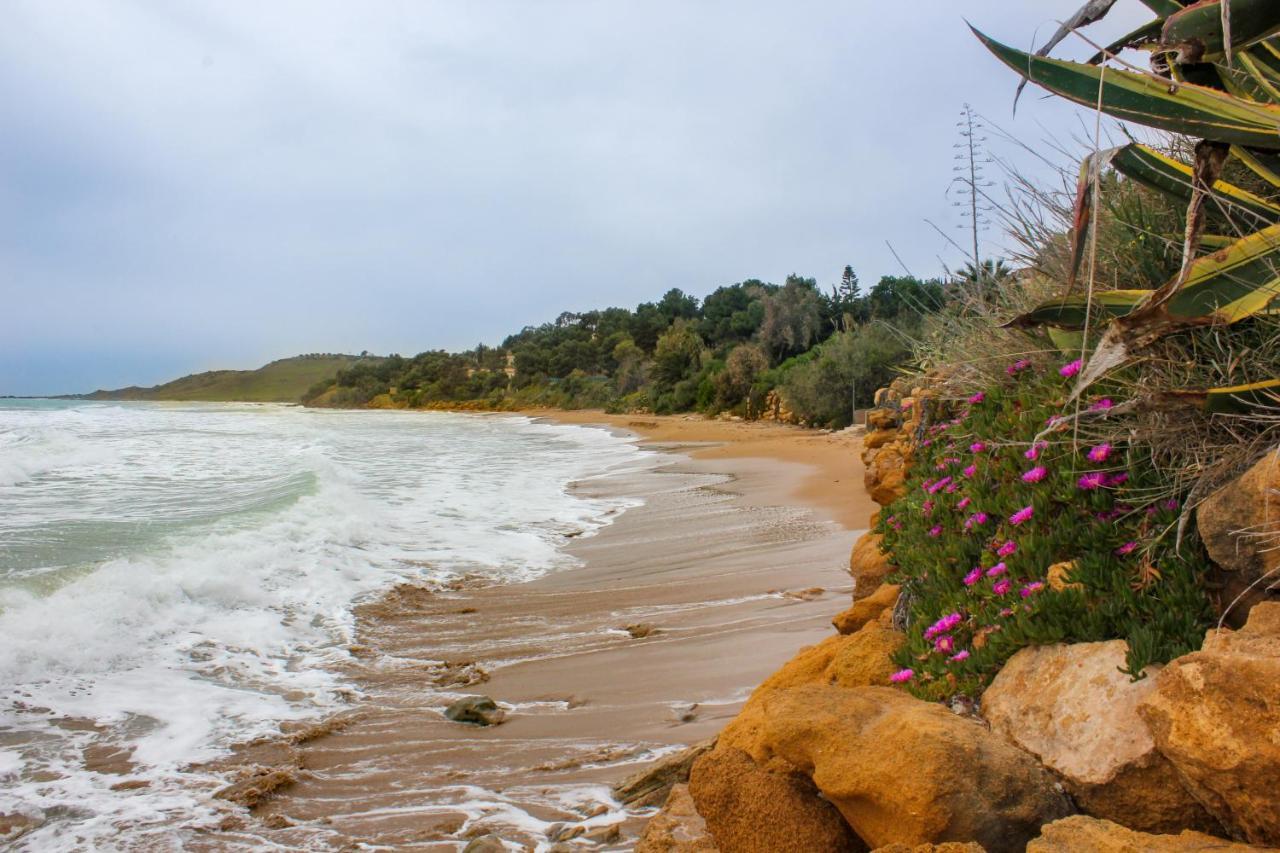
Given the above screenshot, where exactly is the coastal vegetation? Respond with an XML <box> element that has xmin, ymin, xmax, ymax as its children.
<box><xmin>302</xmin><ymin>271</ymin><xmax>948</xmax><ymax>427</ymax></box>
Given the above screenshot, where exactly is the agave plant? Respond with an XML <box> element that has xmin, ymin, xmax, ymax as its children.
<box><xmin>976</xmin><ymin>0</ymin><xmax>1280</xmax><ymax>407</ymax></box>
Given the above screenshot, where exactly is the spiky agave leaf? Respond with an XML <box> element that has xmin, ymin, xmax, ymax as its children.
<box><xmin>1162</xmin><ymin>0</ymin><xmax>1280</xmax><ymax>63</ymax></box>
<box><xmin>1206</xmin><ymin>377</ymin><xmax>1280</xmax><ymax>413</ymax></box>
<box><xmin>972</xmin><ymin>28</ymin><xmax>1280</xmax><ymax>150</ymax></box>
<box><xmin>1165</xmin><ymin>221</ymin><xmax>1280</xmax><ymax>322</ymax></box>
<box><xmin>1005</xmin><ymin>290</ymin><xmax>1154</xmax><ymax>330</ymax></box>
<box><xmin>1109</xmin><ymin>142</ymin><xmax>1280</xmax><ymax>227</ymax></box>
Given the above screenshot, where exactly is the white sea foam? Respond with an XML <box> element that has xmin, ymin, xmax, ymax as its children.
<box><xmin>0</xmin><ymin>400</ymin><xmax>651</xmax><ymax>849</ymax></box>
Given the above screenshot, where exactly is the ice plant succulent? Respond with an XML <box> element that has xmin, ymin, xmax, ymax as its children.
<box><xmin>1021</xmin><ymin>466</ymin><xmax>1047</xmax><ymax>484</ymax></box>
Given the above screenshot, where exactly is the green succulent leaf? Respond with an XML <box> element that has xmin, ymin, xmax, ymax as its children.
<box><xmin>972</xmin><ymin>28</ymin><xmax>1280</xmax><ymax>149</ymax></box>
<box><xmin>1206</xmin><ymin>378</ymin><xmax>1280</xmax><ymax>413</ymax></box>
<box><xmin>1162</xmin><ymin>0</ymin><xmax>1280</xmax><ymax>62</ymax></box>
<box><xmin>1005</xmin><ymin>290</ymin><xmax>1154</xmax><ymax>330</ymax></box>
<box><xmin>1166</xmin><ymin>222</ymin><xmax>1280</xmax><ymax>322</ymax></box>
<box><xmin>1110</xmin><ymin>143</ymin><xmax>1280</xmax><ymax>226</ymax></box>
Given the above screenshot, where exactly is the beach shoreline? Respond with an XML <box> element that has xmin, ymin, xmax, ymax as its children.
<box><xmin>207</xmin><ymin>411</ymin><xmax>871</xmax><ymax>850</ymax></box>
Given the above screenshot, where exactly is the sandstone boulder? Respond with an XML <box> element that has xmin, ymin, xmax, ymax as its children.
<box><xmin>754</xmin><ymin>686</ymin><xmax>1073</xmax><ymax>852</ymax></box>
<box><xmin>444</xmin><ymin>696</ymin><xmax>506</xmax><ymax>726</ymax></box>
<box><xmin>612</xmin><ymin>740</ymin><xmax>715</xmax><ymax>808</ymax></box>
<box><xmin>834</xmin><ymin>584</ymin><xmax>901</xmax><ymax>635</ymax></box>
<box><xmin>863</xmin><ymin>428</ymin><xmax>899</xmax><ymax>451</ymax></box>
<box><xmin>981</xmin><ymin>641</ymin><xmax>1214</xmax><ymax>834</ymax></box>
<box><xmin>1027</xmin><ymin>816</ymin><xmax>1275</xmax><ymax>852</ymax></box>
<box><xmin>849</xmin><ymin>532</ymin><xmax>894</xmax><ymax>599</ymax></box>
<box><xmin>635</xmin><ymin>785</ymin><xmax>718</xmax><ymax>853</ymax></box>
<box><xmin>688</xmin><ymin>748</ymin><xmax>864</xmax><ymax>853</ymax></box>
<box><xmin>1197</xmin><ymin>449</ymin><xmax>1280</xmax><ymax>625</ymax></box>
<box><xmin>865</xmin><ymin>446</ymin><xmax>909</xmax><ymax>506</ymax></box>
<box><xmin>866</xmin><ymin>408</ymin><xmax>901</xmax><ymax>431</ymax></box>
<box><xmin>872</xmin><ymin>844</ymin><xmax>985</xmax><ymax>853</ymax></box>
<box><xmin>1139</xmin><ymin>603</ymin><xmax>1280</xmax><ymax>845</ymax></box>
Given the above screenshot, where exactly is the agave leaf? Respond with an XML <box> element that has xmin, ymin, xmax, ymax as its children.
<box><xmin>1166</xmin><ymin>222</ymin><xmax>1280</xmax><ymax>322</ymax></box>
<box><xmin>1005</xmin><ymin>290</ymin><xmax>1153</xmax><ymax>330</ymax></box>
<box><xmin>1162</xmin><ymin>0</ymin><xmax>1280</xmax><ymax>63</ymax></box>
<box><xmin>1088</xmin><ymin>19</ymin><xmax>1166</xmax><ymax>64</ymax></box>
<box><xmin>1205</xmin><ymin>378</ymin><xmax>1280</xmax><ymax>413</ymax></box>
<box><xmin>972</xmin><ymin>28</ymin><xmax>1280</xmax><ymax>149</ymax></box>
<box><xmin>1110</xmin><ymin>142</ymin><xmax>1280</xmax><ymax>225</ymax></box>
<box><xmin>1138</xmin><ymin>0</ymin><xmax>1183</xmax><ymax>15</ymax></box>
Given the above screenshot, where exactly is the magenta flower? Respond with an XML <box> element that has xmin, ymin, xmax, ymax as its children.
<box><xmin>934</xmin><ymin>635</ymin><xmax>955</xmax><ymax>654</ymax></box>
<box><xmin>890</xmin><ymin>669</ymin><xmax>914</xmax><ymax>683</ymax></box>
<box><xmin>1025</xmin><ymin>441</ymin><xmax>1046</xmax><ymax>461</ymax></box>
<box><xmin>1009</xmin><ymin>505</ymin><xmax>1034</xmax><ymax>526</ymax></box>
<box><xmin>949</xmin><ymin>649</ymin><xmax>971</xmax><ymax>662</ymax></box>
<box><xmin>1006</xmin><ymin>359</ymin><xmax>1031</xmax><ymax>376</ymax></box>
<box><xmin>968</xmin><ymin>391</ymin><xmax>986</xmax><ymax>404</ymax></box>
<box><xmin>996</xmin><ymin>540</ymin><xmax>1017</xmax><ymax>558</ymax></box>
<box><xmin>1086</xmin><ymin>443</ymin><xmax>1112</xmax><ymax>463</ymax></box>
<box><xmin>901</xmin><ymin>399</ymin><xmax>913</xmax><ymax>410</ymax></box>
<box><xmin>927</xmin><ymin>476</ymin><xmax>953</xmax><ymax>494</ymax></box>
<box><xmin>1020</xmin><ymin>581</ymin><xmax>1045</xmax><ymax>598</ymax></box>
<box><xmin>963</xmin><ymin>567</ymin><xmax>982</xmax><ymax>586</ymax></box>
<box><xmin>1115</xmin><ymin>541</ymin><xmax>1138</xmax><ymax>556</ymax></box>
<box><xmin>921</xmin><ymin>439</ymin><xmax>933</xmax><ymax>447</ymax></box>
<box><xmin>963</xmin><ymin>464</ymin><xmax>977</xmax><ymax>478</ymax></box>
<box><xmin>1164</xmin><ymin>499</ymin><xmax>1180</xmax><ymax>511</ymax></box>
<box><xmin>970</xmin><ymin>442</ymin><xmax>987</xmax><ymax>453</ymax></box>
<box><xmin>928</xmin><ymin>525</ymin><xmax>943</xmax><ymax>538</ymax></box>
<box><xmin>924</xmin><ymin>612</ymin><xmax>963</xmax><ymax>640</ymax></box>
<box><xmin>964</xmin><ymin>512</ymin><xmax>989</xmax><ymax>530</ymax></box>
<box><xmin>957</xmin><ymin>496</ymin><xmax>972</xmax><ymax>510</ymax></box>
<box><xmin>1078</xmin><ymin>472</ymin><xmax>1107</xmax><ymax>491</ymax></box>
<box><xmin>1090</xmin><ymin>398</ymin><xmax>1114</xmax><ymax>412</ymax></box>
<box><xmin>1106</xmin><ymin>472</ymin><xmax>1129</xmax><ymax>487</ymax></box>
<box><xmin>922</xmin><ymin>500</ymin><xmax>934</xmax><ymax>516</ymax></box>
<box><xmin>1060</xmin><ymin>359</ymin><xmax>1082</xmax><ymax>378</ymax></box>
<box><xmin>985</xmin><ymin>562</ymin><xmax>1008</xmax><ymax>578</ymax></box>
<box><xmin>1000</xmin><ymin>607</ymin><xmax>1015</xmax><ymax>617</ymax></box>
<box><xmin>993</xmin><ymin>579</ymin><xmax>1012</xmax><ymax>596</ymax></box>
<box><xmin>1021</xmin><ymin>466</ymin><xmax>1047</xmax><ymax>484</ymax></box>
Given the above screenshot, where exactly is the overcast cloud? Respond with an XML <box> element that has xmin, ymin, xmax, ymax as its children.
<box><xmin>0</xmin><ymin>0</ymin><xmax>1151</xmax><ymax>395</ymax></box>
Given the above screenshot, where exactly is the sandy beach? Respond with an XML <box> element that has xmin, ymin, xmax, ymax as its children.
<box><xmin>205</xmin><ymin>412</ymin><xmax>872</xmax><ymax>850</ymax></box>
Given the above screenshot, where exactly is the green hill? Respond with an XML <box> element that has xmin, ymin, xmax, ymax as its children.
<box><xmin>78</xmin><ymin>354</ymin><xmax>382</xmax><ymax>403</ymax></box>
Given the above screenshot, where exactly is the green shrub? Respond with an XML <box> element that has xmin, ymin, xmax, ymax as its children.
<box><xmin>876</xmin><ymin>357</ymin><xmax>1214</xmax><ymax>702</ymax></box>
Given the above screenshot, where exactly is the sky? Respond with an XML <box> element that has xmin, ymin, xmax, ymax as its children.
<box><xmin>1</xmin><ymin>0</ymin><xmax>1153</xmax><ymax>395</ymax></box>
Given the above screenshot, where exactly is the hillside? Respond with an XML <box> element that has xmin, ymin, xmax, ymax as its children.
<box><xmin>78</xmin><ymin>354</ymin><xmax>380</xmax><ymax>403</ymax></box>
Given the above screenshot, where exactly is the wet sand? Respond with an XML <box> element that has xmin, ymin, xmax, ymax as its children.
<box><xmin>207</xmin><ymin>413</ymin><xmax>871</xmax><ymax>850</ymax></box>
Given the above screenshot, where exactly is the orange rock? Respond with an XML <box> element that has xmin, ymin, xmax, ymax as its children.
<box><xmin>756</xmin><ymin>686</ymin><xmax>1073</xmax><ymax>852</ymax></box>
<box><xmin>833</xmin><ymin>584</ymin><xmax>900</xmax><ymax>635</ymax></box>
<box><xmin>863</xmin><ymin>429</ymin><xmax>899</xmax><ymax>451</ymax></box>
<box><xmin>872</xmin><ymin>844</ymin><xmax>986</xmax><ymax>853</ymax></box>
<box><xmin>635</xmin><ymin>784</ymin><xmax>720</xmax><ymax>853</ymax></box>
<box><xmin>688</xmin><ymin>748</ymin><xmax>865</xmax><ymax>853</ymax></box>
<box><xmin>1139</xmin><ymin>603</ymin><xmax>1280</xmax><ymax>845</ymax></box>
<box><xmin>849</xmin><ymin>532</ymin><xmax>894</xmax><ymax>600</ymax></box>
<box><xmin>1197</xmin><ymin>450</ymin><xmax>1280</xmax><ymax>626</ymax></box>
<box><xmin>1027</xmin><ymin>816</ymin><xmax>1274</xmax><ymax>852</ymax></box>
<box><xmin>866</xmin><ymin>408</ymin><xmax>901</xmax><ymax>431</ymax></box>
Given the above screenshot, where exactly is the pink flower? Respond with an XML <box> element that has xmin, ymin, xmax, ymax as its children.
<box><xmin>949</xmin><ymin>649</ymin><xmax>971</xmax><ymax>662</ymax></box>
<box><xmin>928</xmin><ymin>525</ymin><xmax>943</xmax><ymax>538</ymax></box>
<box><xmin>957</xmin><ymin>496</ymin><xmax>972</xmax><ymax>510</ymax></box>
<box><xmin>963</xmin><ymin>464</ymin><xmax>977</xmax><ymax>478</ymax></box>
<box><xmin>934</xmin><ymin>635</ymin><xmax>955</xmax><ymax>654</ymax></box>
<box><xmin>993</xmin><ymin>579</ymin><xmax>1012</xmax><ymax>596</ymax></box>
<box><xmin>1115</xmin><ymin>541</ymin><xmax>1138</xmax><ymax>556</ymax></box>
<box><xmin>1090</xmin><ymin>398</ymin><xmax>1114</xmax><ymax>412</ymax></box>
<box><xmin>1021</xmin><ymin>466</ymin><xmax>1047</xmax><ymax>484</ymax></box>
<box><xmin>985</xmin><ymin>562</ymin><xmax>1008</xmax><ymax>578</ymax></box>
<box><xmin>964</xmin><ymin>512</ymin><xmax>989</xmax><ymax>530</ymax></box>
<box><xmin>1025</xmin><ymin>442</ymin><xmax>1046</xmax><ymax>461</ymax></box>
<box><xmin>922</xmin><ymin>500</ymin><xmax>934</xmax><ymax>516</ymax></box>
<box><xmin>970</xmin><ymin>442</ymin><xmax>987</xmax><ymax>453</ymax></box>
<box><xmin>1106</xmin><ymin>472</ymin><xmax>1129</xmax><ymax>487</ymax></box>
<box><xmin>1000</xmin><ymin>607</ymin><xmax>1015</xmax><ymax>617</ymax></box>
<box><xmin>1078</xmin><ymin>472</ymin><xmax>1107</xmax><ymax>491</ymax></box>
<box><xmin>963</xmin><ymin>567</ymin><xmax>982</xmax><ymax>586</ymax></box>
<box><xmin>927</xmin><ymin>476</ymin><xmax>953</xmax><ymax>495</ymax></box>
<box><xmin>890</xmin><ymin>669</ymin><xmax>914</xmax><ymax>683</ymax></box>
<box><xmin>1086</xmin><ymin>443</ymin><xmax>1112</xmax><ymax>463</ymax></box>
<box><xmin>901</xmin><ymin>399</ymin><xmax>913</xmax><ymax>410</ymax></box>
<box><xmin>968</xmin><ymin>391</ymin><xmax>986</xmax><ymax>404</ymax></box>
<box><xmin>1006</xmin><ymin>359</ymin><xmax>1031</xmax><ymax>376</ymax></box>
<box><xmin>1060</xmin><ymin>359</ymin><xmax>1082</xmax><ymax>378</ymax></box>
<box><xmin>1164</xmin><ymin>499</ymin><xmax>1180</xmax><ymax>511</ymax></box>
<box><xmin>996</xmin><ymin>540</ymin><xmax>1018</xmax><ymax>558</ymax></box>
<box><xmin>1020</xmin><ymin>581</ymin><xmax>1045</xmax><ymax>598</ymax></box>
<box><xmin>1009</xmin><ymin>505</ymin><xmax>1034</xmax><ymax>526</ymax></box>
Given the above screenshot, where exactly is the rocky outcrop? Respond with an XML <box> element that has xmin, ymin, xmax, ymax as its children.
<box><xmin>635</xmin><ymin>785</ymin><xmax>719</xmax><ymax>853</ymax></box>
<box><xmin>1027</xmin><ymin>816</ymin><xmax>1276</xmax><ymax>852</ymax></box>
<box><xmin>849</xmin><ymin>532</ymin><xmax>894</xmax><ymax>600</ymax></box>
<box><xmin>871</xmin><ymin>844</ymin><xmax>985</xmax><ymax>853</ymax></box>
<box><xmin>834</xmin><ymin>583</ymin><xmax>900</xmax><ymax>634</ymax></box>
<box><xmin>981</xmin><ymin>641</ymin><xmax>1214</xmax><ymax>834</ymax></box>
<box><xmin>613</xmin><ymin>740</ymin><xmax>715</xmax><ymax>809</ymax></box>
<box><xmin>1197</xmin><ymin>449</ymin><xmax>1280</xmax><ymax>626</ymax></box>
<box><xmin>748</xmin><ymin>685</ymin><xmax>1073</xmax><ymax>852</ymax></box>
<box><xmin>1139</xmin><ymin>603</ymin><xmax>1280</xmax><ymax>845</ymax></box>
<box><xmin>689</xmin><ymin>748</ymin><xmax>865</xmax><ymax>852</ymax></box>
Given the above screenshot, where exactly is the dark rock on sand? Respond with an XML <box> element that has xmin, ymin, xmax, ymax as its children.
<box><xmin>613</xmin><ymin>739</ymin><xmax>715</xmax><ymax>808</ymax></box>
<box><xmin>444</xmin><ymin>696</ymin><xmax>506</xmax><ymax>726</ymax></box>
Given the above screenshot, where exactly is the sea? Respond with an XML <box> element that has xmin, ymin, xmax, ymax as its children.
<box><xmin>0</xmin><ymin>399</ymin><xmax>652</xmax><ymax>850</ymax></box>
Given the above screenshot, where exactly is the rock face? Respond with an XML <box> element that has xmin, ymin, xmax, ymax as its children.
<box><xmin>849</xmin><ymin>532</ymin><xmax>894</xmax><ymax>600</ymax></box>
<box><xmin>688</xmin><ymin>748</ymin><xmax>865</xmax><ymax>853</ymax></box>
<box><xmin>750</xmin><ymin>686</ymin><xmax>1073</xmax><ymax>852</ymax></box>
<box><xmin>635</xmin><ymin>784</ymin><xmax>718</xmax><ymax>853</ymax></box>
<box><xmin>834</xmin><ymin>584</ymin><xmax>900</xmax><ymax>635</ymax></box>
<box><xmin>1197</xmin><ymin>449</ymin><xmax>1280</xmax><ymax>625</ymax></box>
<box><xmin>864</xmin><ymin>445</ymin><xmax>909</xmax><ymax>506</ymax></box>
<box><xmin>981</xmin><ymin>641</ymin><xmax>1214</xmax><ymax>834</ymax></box>
<box><xmin>612</xmin><ymin>740</ymin><xmax>715</xmax><ymax>809</ymax></box>
<box><xmin>444</xmin><ymin>696</ymin><xmax>506</xmax><ymax>726</ymax></box>
<box><xmin>1139</xmin><ymin>603</ymin><xmax>1280</xmax><ymax>845</ymax></box>
<box><xmin>871</xmin><ymin>845</ymin><xmax>986</xmax><ymax>853</ymax></box>
<box><xmin>1027</xmin><ymin>816</ymin><xmax>1276</xmax><ymax>852</ymax></box>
